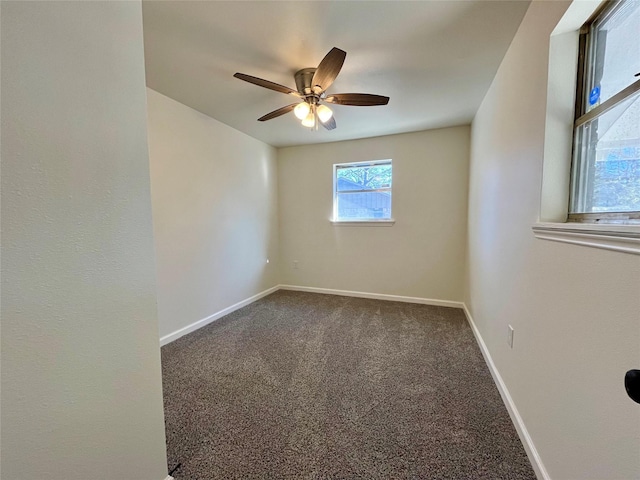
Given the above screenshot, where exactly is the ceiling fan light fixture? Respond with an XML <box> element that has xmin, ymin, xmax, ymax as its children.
<box><xmin>293</xmin><ymin>102</ymin><xmax>310</xmax><ymax>120</ymax></box>
<box><xmin>301</xmin><ymin>111</ymin><xmax>316</xmax><ymax>128</ymax></box>
<box><xmin>317</xmin><ymin>104</ymin><xmax>333</xmax><ymax>123</ymax></box>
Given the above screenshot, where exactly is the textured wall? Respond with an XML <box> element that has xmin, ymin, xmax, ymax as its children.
<box><xmin>466</xmin><ymin>1</ymin><xmax>640</xmax><ymax>478</ymax></box>
<box><xmin>146</xmin><ymin>89</ymin><xmax>280</xmax><ymax>340</ymax></box>
<box><xmin>1</xmin><ymin>2</ymin><xmax>168</xmax><ymax>479</ymax></box>
<box><xmin>278</xmin><ymin>127</ymin><xmax>469</xmax><ymax>301</ymax></box>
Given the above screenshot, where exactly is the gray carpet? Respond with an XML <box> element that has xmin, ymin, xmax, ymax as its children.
<box><xmin>161</xmin><ymin>290</ymin><xmax>535</xmax><ymax>479</ymax></box>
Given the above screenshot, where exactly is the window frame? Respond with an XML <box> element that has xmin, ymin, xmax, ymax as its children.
<box><xmin>332</xmin><ymin>159</ymin><xmax>393</xmax><ymax>224</ymax></box>
<box><xmin>568</xmin><ymin>0</ymin><xmax>640</xmax><ymax>223</ymax></box>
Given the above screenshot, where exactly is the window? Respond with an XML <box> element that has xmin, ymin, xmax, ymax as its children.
<box><xmin>569</xmin><ymin>0</ymin><xmax>640</xmax><ymax>222</ymax></box>
<box><xmin>333</xmin><ymin>160</ymin><xmax>392</xmax><ymax>222</ymax></box>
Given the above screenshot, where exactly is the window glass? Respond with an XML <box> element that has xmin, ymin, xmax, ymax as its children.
<box><xmin>570</xmin><ymin>0</ymin><xmax>640</xmax><ymax>218</ymax></box>
<box><xmin>587</xmin><ymin>1</ymin><xmax>640</xmax><ymax>107</ymax></box>
<box><xmin>334</xmin><ymin>161</ymin><xmax>392</xmax><ymax>221</ymax></box>
<box><xmin>571</xmin><ymin>91</ymin><xmax>640</xmax><ymax>213</ymax></box>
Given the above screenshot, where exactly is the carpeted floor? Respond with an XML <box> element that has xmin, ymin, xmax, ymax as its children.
<box><xmin>161</xmin><ymin>290</ymin><xmax>535</xmax><ymax>479</ymax></box>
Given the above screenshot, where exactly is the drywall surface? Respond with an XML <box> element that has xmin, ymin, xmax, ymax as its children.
<box><xmin>278</xmin><ymin>127</ymin><xmax>469</xmax><ymax>301</ymax></box>
<box><xmin>466</xmin><ymin>1</ymin><xmax>640</xmax><ymax>478</ymax></box>
<box><xmin>146</xmin><ymin>89</ymin><xmax>280</xmax><ymax>340</ymax></box>
<box><xmin>1</xmin><ymin>2</ymin><xmax>168</xmax><ymax>479</ymax></box>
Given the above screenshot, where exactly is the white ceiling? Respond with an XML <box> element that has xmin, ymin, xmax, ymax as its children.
<box><xmin>142</xmin><ymin>1</ymin><xmax>530</xmax><ymax>148</ymax></box>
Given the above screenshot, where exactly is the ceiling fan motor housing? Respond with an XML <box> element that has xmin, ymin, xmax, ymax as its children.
<box><xmin>294</xmin><ymin>68</ymin><xmax>318</xmax><ymax>97</ymax></box>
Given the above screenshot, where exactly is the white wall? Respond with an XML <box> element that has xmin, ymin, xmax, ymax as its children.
<box><xmin>146</xmin><ymin>89</ymin><xmax>280</xmax><ymax>341</ymax></box>
<box><xmin>278</xmin><ymin>127</ymin><xmax>469</xmax><ymax>301</ymax></box>
<box><xmin>466</xmin><ymin>1</ymin><xmax>640</xmax><ymax>479</ymax></box>
<box><xmin>1</xmin><ymin>2</ymin><xmax>168</xmax><ymax>479</ymax></box>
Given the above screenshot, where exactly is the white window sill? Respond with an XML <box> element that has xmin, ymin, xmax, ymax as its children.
<box><xmin>532</xmin><ymin>222</ymin><xmax>640</xmax><ymax>255</ymax></box>
<box><xmin>331</xmin><ymin>219</ymin><xmax>395</xmax><ymax>227</ymax></box>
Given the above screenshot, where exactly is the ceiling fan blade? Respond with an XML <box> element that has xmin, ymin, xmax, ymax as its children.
<box><xmin>257</xmin><ymin>103</ymin><xmax>298</xmax><ymax>122</ymax></box>
<box><xmin>234</xmin><ymin>73</ymin><xmax>300</xmax><ymax>97</ymax></box>
<box><xmin>325</xmin><ymin>93</ymin><xmax>389</xmax><ymax>106</ymax></box>
<box><xmin>321</xmin><ymin>115</ymin><xmax>337</xmax><ymax>131</ymax></box>
<box><xmin>311</xmin><ymin>47</ymin><xmax>346</xmax><ymax>94</ymax></box>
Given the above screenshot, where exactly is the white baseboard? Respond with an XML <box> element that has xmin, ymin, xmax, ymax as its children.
<box><xmin>462</xmin><ymin>304</ymin><xmax>549</xmax><ymax>480</ymax></box>
<box><xmin>161</xmin><ymin>284</ymin><xmax>463</xmax><ymax>346</ymax></box>
<box><xmin>159</xmin><ymin>285</ymin><xmax>279</xmax><ymax>346</ymax></box>
<box><xmin>279</xmin><ymin>284</ymin><xmax>464</xmax><ymax>309</ymax></box>
<box><xmin>165</xmin><ymin>476</ymin><xmax>174</xmax><ymax>480</ymax></box>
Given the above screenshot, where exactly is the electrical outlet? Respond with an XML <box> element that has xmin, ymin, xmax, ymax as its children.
<box><xmin>508</xmin><ymin>325</ymin><xmax>514</xmax><ymax>349</ymax></box>
<box><xmin>293</xmin><ymin>260</ymin><xmax>299</xmax><ymax>269</ymax></box>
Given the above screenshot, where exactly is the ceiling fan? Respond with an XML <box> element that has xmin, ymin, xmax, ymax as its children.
<box><xmin>233</xmin><ymin>47</ymin><xmax>389</xmax><ymax>131</ymax></box>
